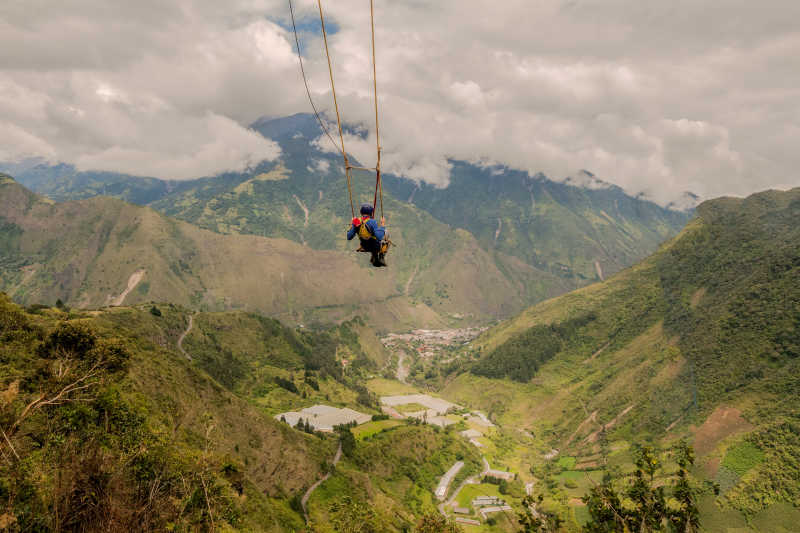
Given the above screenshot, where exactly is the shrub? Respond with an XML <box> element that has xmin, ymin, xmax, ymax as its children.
<box><xmin>274</xmin><ymin>376</ymin><xmax>298</xmax><ymax>394</ymax></box>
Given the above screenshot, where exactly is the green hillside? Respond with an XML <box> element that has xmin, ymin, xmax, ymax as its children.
<box><xmin>0</xmin><ymin>294</ymin><xmax>333</xmax><ymax>531</ymax></box>
<box><xmin>0</xmin><ymin>294</ymin><xmax>487</xmax><ymax>531</ymax></box>
<box><xmin>437</xmin><ymin>188</ymin><xmax>800</xmax><ymax>529</ymax></box>
<box><xmin>0</xmin><ymin>173</ymin><xmax>560</xmax><ymax>328</ymax></box>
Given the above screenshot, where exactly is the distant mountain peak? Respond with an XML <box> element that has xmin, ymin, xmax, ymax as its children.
<box><xmin>560</xmin><ymin>170</ymin><xmax>614</xmax><ymax>191</ymax></box>
<box><xmin>666</xmin><ymin>191</ymin><xmax>702</xmax><ymax>212</ymax></box>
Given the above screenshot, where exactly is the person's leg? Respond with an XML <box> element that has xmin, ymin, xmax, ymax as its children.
<box><xmin>365</xmin><ymin>240</ymin><xmax>380</xmax><ymax>266</ymax></box>
<box><xmin>376</xmin><ymin>242</ymin><xmax>388</xmax><ymax>267</ymax></box>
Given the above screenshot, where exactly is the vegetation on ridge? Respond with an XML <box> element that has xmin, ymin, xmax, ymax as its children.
<box><xmin>440</xmin><ymin>187</ymin><xmax>800</xmax><ymax>529</ymax></box>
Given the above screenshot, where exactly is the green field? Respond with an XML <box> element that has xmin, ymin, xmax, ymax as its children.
<box><xmin>455</xmin><ymin>483</ymin><xmax>505</xmax><ymax>508</ymax></box>
<box><xmin>556</xmin><ymin>456</ymin><xmax>577</xmax><ymax>470</ymax></box>
<box><xmin>721</xmin><ymin>441</ymin><xmax>765</xmax><ymax>476</ymax></box>
<box><xmin>352</xmin><ymin>419</ymin><xmax>403</xmax><ymax>440</ymax></box>
<box><xmin>365</xmin><ymin>377</ymin><xmax>421</xmax><ymax>396</ymax></box>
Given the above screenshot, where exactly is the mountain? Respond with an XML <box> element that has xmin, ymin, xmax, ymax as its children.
<box><xmin>437</xmin><ymin>187</ymin><xmax>800</xmax><ymax>529</ymax></box>
<box><xmin>0</xmin><ymin>294</ymin><xmax>484</xmax><ymax>531</ymax></box>
<box><xmin>0</xmin><ymin>173</ymin><xmax>562</xmax><ymax>329</ymax></box>
<box><xmin>382</xmin><ymin>165</ymin><xmax>690</xmax><ymax>281</ymax></box>
<box><xmin>2</xmin><ymin>113</ymin><xmax>692</xmax><ymax>308</ymax></box>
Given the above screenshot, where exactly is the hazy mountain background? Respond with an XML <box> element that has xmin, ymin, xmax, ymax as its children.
<box><xmin>0</xmin><ymin>114</ymin><xmax>691</xmax><ymax>329</ymax></box>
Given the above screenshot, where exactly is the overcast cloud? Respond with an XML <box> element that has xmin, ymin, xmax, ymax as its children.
<box><xmin>1</xmin><ymin>0</ymin><xmax>798</xmax><ymax>203</ymax></box>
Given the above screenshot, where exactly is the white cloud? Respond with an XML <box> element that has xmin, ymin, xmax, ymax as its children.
<box><xmin>0</xmin><ymin>0</ymin><xmax>798</xmax><ymax>201</ymax></box>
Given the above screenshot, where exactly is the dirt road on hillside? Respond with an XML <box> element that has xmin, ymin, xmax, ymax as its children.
<box><xmin>177</xmin><ymin>315</ymin><xmax>193</xmax><ymax>360</ymax></box>
<box><xmin>302</xmin><ymin>442</ymin><xmax>342</xmax><ymax>522</ymax></box>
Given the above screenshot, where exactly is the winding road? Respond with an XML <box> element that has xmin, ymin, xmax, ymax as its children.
<box><xmin>302</xmin><ymin>442</ymin><xmax>343</xmax><ymax>522</ymax></box>
<box><xmin>177</xmin><ymin>314</ymin><xmax>194</xmax><ymax>360</ymax></box>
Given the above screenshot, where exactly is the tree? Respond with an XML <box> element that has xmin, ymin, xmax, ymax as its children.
<box><xmin>518</xmin><ymin>494</ymin><xmax>564</xmax><ymax>532</ymax></box>
<box><xmin>668</xmin><ymin>441</ymin><xmax>700</xmax><ymax>533</ymax></box>
<box><xmin>582</xmin><ymin>443</ymin><xmax>702</xmax><ymax>533</ymax></box>
<box><xmin>337</xmin><ymin>426</ymin><xmax>356</xmax><ymax>458</ymax></box>
<box><xmin>414</xmin><ymin>512</ymin><xmax>463</xmax><ymax>533</ymax></box>
<box><xmin>328</xmin><ymin>495</ymin><xmax>379</xmax><ymax>532</ymax></box>
<box><xmin>627</xmin><ymin>445</ymin><xmax>667</xmax><ymax>531</ymax></box>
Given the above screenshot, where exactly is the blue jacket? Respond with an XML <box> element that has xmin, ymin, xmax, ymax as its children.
<box><xmin>347</xmin><ymin>217</ymin><xmax>385</xmax><ymax>241</ymax></box>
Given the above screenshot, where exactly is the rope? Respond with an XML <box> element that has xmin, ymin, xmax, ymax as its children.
<box><xmin>287</xmin><ymin>0</ymin><xmax>343</xmax><ymax>157</ymax></box>
<box><xmin>292</xmin><ymin>0</ymin><xmax>384</xmax><ymax>222</ymax></box>
<box><xmin>369</xmin><ymin>0</ymin><xmax>383</xmax><ymax>221</ymax></box>
<box><xmin>316</xmin><ymin>0</ymin><xmax>355</xmax><ymax>218</ymax></box>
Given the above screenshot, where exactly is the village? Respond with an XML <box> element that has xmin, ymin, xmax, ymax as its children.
<box><xmin>381</xmin><ymin>327</ymin><xmax>486</xmax><ymax>360</ymax></box>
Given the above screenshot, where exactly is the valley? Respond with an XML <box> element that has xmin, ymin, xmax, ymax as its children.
<box><xmin>1</xmin><ymin>155</ymin><xmax>798</xmax><ymax>531</ymax></box>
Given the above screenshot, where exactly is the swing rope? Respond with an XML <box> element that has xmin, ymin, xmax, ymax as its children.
<box><xmin>289</xmin><ymin>0</ymin><xmax>383</xmax><ymax>222</ymax></box>
<box><xmin>316</xmin><ymin>0</ymin><xmax>355</xmax><ymax>218</ymax></box>
<box><xmin>287</xmin><ymin>0</ymin><xmax>342</xmax><ymax>157</ymax></box>
<box><xmin>369</xmin><ymin>0</ymin><xmax>383</xmax><ymax>221</ymax></box>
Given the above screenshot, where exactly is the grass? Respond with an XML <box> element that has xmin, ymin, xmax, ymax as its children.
<box><xmin>352</xmin><ymin>419</ymin><xmax>403</xmax><ymax>440</ymax></box>
<box><xmin>557</xmin><ymin>456</ymin><xmax>577</xmax><ymax>470</ymax></box>
<box><xmin>557</xmin><ymin>470</ymin><xmax>604</xmax><ymax>498</ymax></box>
<box><xmin>721</xmin><ymin>441</ymin><xmax>764</xmax><ymax>476</ymax></box>
<box><xmin>456</xmin><ymin>483</ymin><xmax>505</xmax><ymax>508</ymax></box>
<box><xmin>573</xmin><ymin>504</ymin><xmax>591</xmax><ymax>526</ymax></box>
<box><xmin>750</xmin><ymin>503</ymin><xmax>800</xmax><ymax>533</ymax></box>
<box><xmin>365</xmin><ymin>377</ymin><xmax>420</xmax><ymax>396</ymax></box>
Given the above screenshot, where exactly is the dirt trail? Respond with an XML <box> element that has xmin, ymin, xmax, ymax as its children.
<box><xmin>177</xmin><ymin>315</ymin><xmax>194</xmax><ymax>361</ymax></box>
<box><xmin>302</xmin><ymin>442</ymin><xmax>342</xmax><ymax>522</ymax></box>
<box><xmin>404</xmin><ymin>263</ymin><xmax>419</xmax><ymax>296</ymax></box>
<box><xmin>594</xmin><ymin>260</ymin><xmax>605</xmax><ymax>281</ymax></box>
<box><xmin>565</xmin><ymin>410</ymin><xmax>598</xmax><ymax>446</ymax></box>
<box><xmin>584</xmin><ymin>404</ymin><xmax>635</xmax><ymax>444</ymax></box>
<box><xmin>109</xmin><ymin>269</ymin><xmax>145</xmax><ymax>306</ymax></box>
<box><xmin>396</xmin><ymin>350</ymin><xmax>409</xmax><ymax>382</ymax></box>
<box><xmin>584</xmin><ymin>341</ymin><xmax>610</xmax><ymax>363</ymax></box>
<box><xmin>293</xmin><ymin>195</ymin><xmax>309</xmax><ymax>227</ymax></box>
<box><xmin>494</xmin><ymin>218</ymin><xmax>502</xmax><ymax>243</ymax></box>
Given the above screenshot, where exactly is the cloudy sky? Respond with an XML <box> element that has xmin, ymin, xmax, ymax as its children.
<box><xmin>1</xmin><ymin>0</ymin><xmax>798</xmax><ymax>205</ymax></box>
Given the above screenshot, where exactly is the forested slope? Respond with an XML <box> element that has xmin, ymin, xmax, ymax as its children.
<box><xmin>443</xmin><ymin>187</ymin><xmax>800</xmax><ymax>526</ymax></box>
<box><xmin>0</xmin><ymin>296</ymin><xmax>479</xmax><ymax>531</ymax></box>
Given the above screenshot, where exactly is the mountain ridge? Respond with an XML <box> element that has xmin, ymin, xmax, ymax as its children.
<box><xmin>2</xmin><ymin>114</ymin><xmax>693</xmax><ymax>307</ymax></box>
<box><xmin>0</xmin><ymin>174</ymin><xmax>566</xmax><ymax>329</ymax></box>
<box><xmin>435</xmin><ymin>186</ymin><xmax>800</xmax><ymax>528</ymax></box>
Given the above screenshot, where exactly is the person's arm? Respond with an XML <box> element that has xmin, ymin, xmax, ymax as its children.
<box><xmin>347</xmin><ymin>220</ymin><xmax>358</xmax><ymax>240</ymax></box>
<box><xmin>370</xmin><ymin>219</ymin><xmax>386</xmax><ymax>241</ymax></box>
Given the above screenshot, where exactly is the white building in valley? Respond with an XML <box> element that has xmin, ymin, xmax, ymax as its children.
<box><xmin>275</xmin><ymin>405</ymin><xmax>371</xmax><ymax>432</ymax></box>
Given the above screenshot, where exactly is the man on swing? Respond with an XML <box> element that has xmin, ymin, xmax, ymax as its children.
<box><xmin>347</xmin><ymin>203</ymin><xmax>387</xmax><ymax>267</ymax></box>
